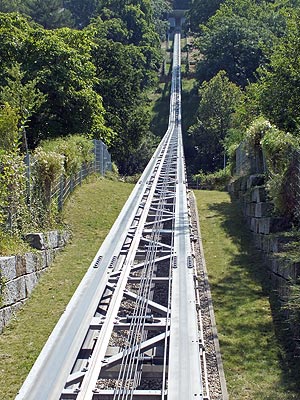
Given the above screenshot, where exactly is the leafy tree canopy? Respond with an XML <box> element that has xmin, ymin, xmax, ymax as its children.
<box><xmin>194</xmin><ymin>0</ymin><xmax>284</xmax><ymax>87</ymax></box>
<box><xmin>258</xmin><ymin>8</ymin><xmax>300</xmax><ymax>134</ymax></box>
<box><xmin>189</xmin><ymin>70</ymin><xmax>242</xmax><ymax>172</ymax></box>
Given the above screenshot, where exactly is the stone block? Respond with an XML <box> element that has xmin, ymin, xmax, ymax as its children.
<box><xmin>254</xmin><ymin>202</ymin><xmax>273</xmax><ymax>218</ymax></box>
<box><xmin>246</xmin><ymin>174</ymin><xmax>265</xmax><ymax>189</ymax></box>
<box><xmin>2</xmin><ymin>305</ymin><xmax>13</xmax><ymax>327</ymax></box>
<box><xmin>25</xmin><ymin>252</ymin><xmax>40</xmax><ymax>274</ymax></box>
<box><xmin>25</xmin><ymin>273</ymin><xmax>38</xmax><ymax>296</ymax></box>
<box><xmin>15</xmin><ymin>255</ymin><xmax>26</xmax><ymax>277</ymax></box>
<box><xmin>24</xmin><ymin>233</ymin><xmax>46</xmax><ymax>250</ymax></box>
<box><xmin>47</xmin><ymin>231</ymin><xmax>59</xmax><ymax>249</ymax></box>
<box><xmin>57</xmin><ymin>231</ymin><xmax>71</xmax><ymax>248</ymax></box>
<box><xmin>270</xmin><ymin>273</ymin><xmax>289</xmax><ymax>300</ymax></box>
<box><xmin>0</xmin><ymin>256</ymin><xmax>16</xmax><ymax>281</ymax></box>
<box><xmin>39</xmin><ymin>250</ymin><xmax>48</xmax><ymax>269</ymax></box>
<box><xmin>0</xmin><ymin>308</ymin><xmax>4</xmax><ymax>333</ymax></box>
<box><xmin>245</xmin><ymin>203</ymin><xmax>256</xmax><ymax>217</ymax></box>
<box><xmin>2</xmin><ymin>276</ymin><xmax>26</xmax><ymax>306</ymax></box>
<box><xmin>44</xmin><ymin>250</ymin><xmax>55</xmax><ymax>267</ymax></box>
<box><xmin>250</xmin><ymin>217</ymin><xmax>290</xmax><ymax>235</ymax></box>
<box><xmin>251</xmin><ymin>186</ymin><xmax>267</xmax><ymax>203</ymax></box>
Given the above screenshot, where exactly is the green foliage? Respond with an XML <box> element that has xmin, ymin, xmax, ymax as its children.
<box><xmin>188</xmin><ymin>70</ymin><xmax>242</xmax><ymax>172</ymax></box>
<box><xmin>0</xmin><ymin>63</ymin><xmax>46</xmax><ymax>152</ymax></box>
<box><xmin>0</xmin><ymin>231</ymin><xmax>30</xmax><ymax>256</ymax></box>
<box><xmin>24</xmin><ymin>27</ymin><xmax>109</xmax><ymax>144</ymax></box>
<box><xmin>284</xmin><ymin>279</ymin><xmax>300</xmax><ymax>326</ymax></box>
<box><xmin>24</xmin><ymin>0</ymin><xmax>74</xmax><ymax>29</ymax></box>
<box><xmin>245</xmin><ymin>117</ymin><xmax>274</xmax><ymax>149</ymax></box>
<box><xmin>0</xmin><ymin>151</ymin><xmax>29</xmax><ymax>233</ymax></box>
<box><xmin>260</xmin><ymin>124</ymin><xmax>299</xmax><ymax>173</ymax></box>
<box><xmin>258</xmin><ymin>8</ymin><xmax>300</xmax><ymax>134</ymax></box>
<box><xmin>193</xmin><ymin>0</ymin><xmax>284</xmax><ymax>87</ymax></box>
<box><xmin>192</xmin><ymin>167</ymin><xmax>231</xmax><ymax>190</ymax></box>
<box><xmin>63</xmin><ymin>0</ymin><xmax>99</xmax><ymax>27</ymax></box>
<box><xmin>151</xmin><ymin>0</ymin><xmax>171</xmax><ymax>39</ymax></box>
<box><xmin>242</xmin><ymin>117</ymin><xmax>300</xmax><ymax>216</ymax></box>
<box><xmin>33</xmin><ymin>147</ymin><xmax>64</xmax><ymax>183</ymax></box>
<box><xmin>0</xmin><ymin>13</ymin><xmax>34</xmax><ymax>85</ymax></box>
<box><xmin>188</xmin><ymin>0</ymin><xmax>224</xmax><ymax>28</ymax></box>
<box><xmin>0</xmin><ymin>0</ymin><xmax>22</xmax><ymax>12</ymax></box>
<box><xmin>0</xmin><ymin>103</ymin><xmax>20</xmax><ymax>152</ymax></box>
<box><xmin>39</xmin><ymin>135</ymin><xmax>94</xmax><ymax>176</ymax></box>
<box><xmin>0</xmin><ymin>0</ymin><xmax>162</xmax><ymax>176</ymax></box>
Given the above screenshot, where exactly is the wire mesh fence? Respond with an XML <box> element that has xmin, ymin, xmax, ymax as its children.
<box><xmin>50</xmin><ymin>139</ymin><xmax>112</xmax><ymax>211</ymax></box>
<box><xmin>1</xmin><ymin>140</ymin><xmax>111</xmax><ymax>233</ymax></box>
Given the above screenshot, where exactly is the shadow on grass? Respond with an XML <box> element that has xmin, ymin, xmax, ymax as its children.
<box><xmin>150</xmin><ymin>80</ymin><xmax>171</xmax><ymax>137</ymax></box>
<box><xmin>207</xmin><ymin>198</ymin><xmax>300</xmax><ymax>394</ymax></box>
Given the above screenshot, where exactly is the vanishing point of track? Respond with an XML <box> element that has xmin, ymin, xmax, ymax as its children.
<box><xmin>16</xmin><ymin>27</ymin><xmax>213</xmax><ymax>400</ymax></box>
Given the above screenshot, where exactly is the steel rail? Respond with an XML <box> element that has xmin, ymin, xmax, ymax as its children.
<box><xmin>16</xmin><ymin>26</ymin><xmax>209</xmax><ymax>400</ymax></box>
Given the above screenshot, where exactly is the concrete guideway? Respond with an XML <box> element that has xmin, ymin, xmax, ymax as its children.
<box><xmin>16</xmin><ymin>26</ymin><xmax>215</xmax><ymax>400</ymax></box>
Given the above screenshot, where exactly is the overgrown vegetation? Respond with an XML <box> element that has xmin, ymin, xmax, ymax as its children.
<box><xmin>192</xmin><ymin>167</ymin><xmax>231</xmax><ymax>190</ymax></box>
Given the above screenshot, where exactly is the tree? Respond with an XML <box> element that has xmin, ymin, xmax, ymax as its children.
<box><xmin>0</xmin><ymin>63</ymin><xmax>46</xmax><ymax>153</ymax></box>
<box><xmin>0</xmin><ymin>104</ymin><xmax>20</xmax><ymax>152</ymax></box>
<box><xmin>0</xmin><ymin>13</ymin><xmax>34</xmax><ymax>85</ymax></box>
<box><xmin>63</xmin><ymin>0</ymin><xmax>99</xmax><ymax>27</ymax></box>
<box><xmin>188</xmin><ymin>0</ymin><xmax>224</xmax><ymax>29</ymax></box>
<box><xmin>0</xmin><ymin>0</ymin><xmax>22</xmax><ymax>12</ymax></box>
<box><xmin>258</xmin><ymin>8</ymin><xmax>300</xmax><ymax>134</ymax></box>
<box><xmin>188</xmin><ymin>71</ymin><xmax>242</xmax><ymax>172</ymax></box>
<box><xmin>194</xmin><ymin>0</ymin><xmax>283</xmax><ymax>87</ymax></box>
<box><xmin>87</xmin><ymin>16</ymin><xmax>160</xmax><ymax>173</ymax></box>
<box><xmin>21</xmin><ymin>27</ymin><xmax>111</xmax><ymax>145</ymax></box>
<box><xmin>24</xmin><ymin>0</ymin><xmax>74</xmax><ymax>29</ymax></box>
<box><xmin>151</xmin><ymin>0</ymin><xmax>171</xmax><ymax>39</ymax></box>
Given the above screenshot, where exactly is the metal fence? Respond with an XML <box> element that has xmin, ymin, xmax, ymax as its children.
<box><xmin>50</xmin><ymin>139</ymin><xmax>112</xmax><ymax>211</ymax></box>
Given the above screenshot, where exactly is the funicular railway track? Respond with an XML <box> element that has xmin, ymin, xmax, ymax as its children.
<box><xmin>16</xmin><ymin>28</ymin><xmax>211</xmax><ymax>400</ymax></box>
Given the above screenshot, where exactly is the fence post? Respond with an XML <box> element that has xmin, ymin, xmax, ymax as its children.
<box><xmin>93</xmin><ymin>139</ymin><xmax>97</xmax><ymax>173</ymax></box>
<box><xmin>58</xmin><ymin>175</ymin><xmax>64</xmax><ymax>212</ymax></box>
<box><xmin>79</xmin><ymin>167</ymin><xmax>82</xmax><ymax>185</ymax></box>
<box><xmin>24</xmin><ymin>153</ymin><xmax>31</xmax><ymax>206</ymax></box>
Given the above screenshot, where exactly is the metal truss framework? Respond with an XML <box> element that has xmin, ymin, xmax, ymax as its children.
<box><xmin>16</xmin><ymin>28</ymin><xmax>209</xmax><ymax>400</ymax></box>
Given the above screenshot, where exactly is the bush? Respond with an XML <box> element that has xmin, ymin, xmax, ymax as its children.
<box><xmin>259</xmin><ymin>120</ymin><xmax>299</xmax><ymax>216</ymax></box>
<box><xmin>0</xmin><ymin>151</ymin><xmax>29</xmax><ymax>233</ymax></box>
<box><xmin>192</xmin><ymin>168</ymin><xmax>231</xmax><ymax>190</ymax></box>
<box><xmin>40</xmin><ymin>135</ymin><xmax>94</xmax><ymax>176</ymax></box>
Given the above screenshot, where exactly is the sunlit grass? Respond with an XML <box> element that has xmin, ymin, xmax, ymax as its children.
<box><xmin>194</xmin><ymin>189</ymin><xmax>300</xmax><ymax>400</ymax></box>
<box><xmin>0</xmin><ymin>176</ymin><xmax>133</xmax><ymax>399</ymax></box>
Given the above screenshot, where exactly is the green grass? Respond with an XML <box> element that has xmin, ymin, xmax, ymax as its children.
<box><xmin>0</xmin><ymin>176</ymin><xmax>133</xmax><ymax>400</ymax></box>
<box><xmin>194</xmin><ymin>190</ymin><xmax>300</xmax><ymax>400</ymax></box>
<box><xmin>149</xmin><ymin>81</ymin><xmax>171</xmax><ymax>137</ymax></box>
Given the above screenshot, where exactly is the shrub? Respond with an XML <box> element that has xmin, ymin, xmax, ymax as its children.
<box><xmin>0</xmin><ymin>151</ymin><xmax>29</xmax><ymax>233</ymax></box>
<box><xmin>192</xmin><ymin>168</ymin><xmax>231</xmax><ymax>190</ymax></box>
<box><xmin>40</xmin><ymin>135</ymin><xmax>94</xmax><ymax>176</ymax></box>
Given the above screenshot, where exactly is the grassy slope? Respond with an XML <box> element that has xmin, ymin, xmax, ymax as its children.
<box><xmin>195</xmin><ymin>190</ymin><xmax>299</xmax><ymax>400</ymax></box>
<box><xmin>0</xmin><ymin>176</ymin><xmax>133</xmax><ymax>399</ymax></box>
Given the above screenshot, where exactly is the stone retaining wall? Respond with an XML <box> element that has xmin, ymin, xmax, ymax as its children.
<box><xmin>229</xmin><ymin>175</ymin><xmax>300</xmax><ymax>352</ymax></box>
<box><xmin>0</xmin><ymin>231</ymin><xmax>70</xmax><ymax>333</ymax></box>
